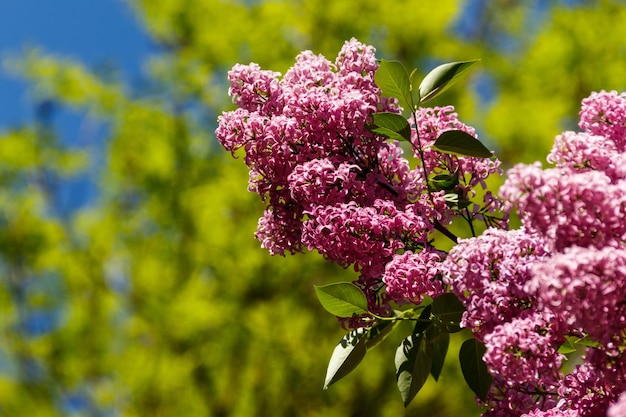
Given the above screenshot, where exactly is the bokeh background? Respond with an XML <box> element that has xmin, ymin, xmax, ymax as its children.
<box><xmin>0</xmin><ymin>1</ymin><xmax>625</xmax><ymax>416</ymax></box>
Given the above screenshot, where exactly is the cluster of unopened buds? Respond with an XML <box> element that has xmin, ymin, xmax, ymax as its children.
<box><xmin>216</xmin><ymin>38</ymin><xmax>626</xmax><ymax>416</ymax></box>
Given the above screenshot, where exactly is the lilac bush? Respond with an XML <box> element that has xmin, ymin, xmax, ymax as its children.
<box><xmin>216</xmin><ymin>38</ymin><xmax>626</xmax><ymax>416</ymax></box>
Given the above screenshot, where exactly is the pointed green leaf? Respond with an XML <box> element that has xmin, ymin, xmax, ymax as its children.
<box><xmin>409</xmin><ymin>68</ymin><xmax>421</xmax><ymax>105</ymax></box>
<box><xmin>576</xmin><ymin>336</ymin><xmax>599</xmax><ymax>348</ymax></box>
<box><xmin>395</xmin><ymin>333</ymin><xmax>432</xmax><ymax>407</ymax></box>
<box><xmin>375</xmin><ymin>60</ymin><xmax>413</xmax><ymax>114</ymax></box>
<box><xmin>314</xmin><ymin>283</ymin><xmax>369</xmax><ymax>318</ymax></box>
<box><xmin>366</xmin><ymin>319</ymin><xmax>400</xmax><ymax>350</ymax></box>
<box><xmin>459</xmin><ymin>339</ymin><xmax>492</xmax><ymax>401</ymax></box>
<box><xmin>432</xmin><ymin>293</ymin><xmax>465</xmax><ymax>333</ymax></box>
<box><xmin>419</xmin><ymin>59</ymin><xmax>479</xmax><ymax>103</ymax></box>
<box><xmin>428</xmin><ymin>170</ymin><xmax>459</xmax><ymax>192</ymax></box>
<box><xmin>429</xmin><ymin>331</ymin><xmax>450</xmax><ymax>381</ymax></box>
<box><xmin>557</xmin><ymin>338</ymin><xmax>577</xmax><ymax>354</ymax></box>
<box><xmin>371</xmin><ymin>126</ymin><xmax>411</xmax><ymax>142</ymax></box>
<box><xmin>324</xmin><ymin>328</ymin><xmax>369</xmax><ymax>389</ymax></box>
<box><xmin>558</xmin><ymin>335</ymin><xmax>599</xmax><ymax>354</ymax></box>
<box><xmin>371</xmin><ymin>112</ymin><xmax>411</xmax><ymax>136</ymax></box>
<box><xmin>414</xmin><ymin>304</ymin><xmax>433</xmax><ymax>333</ymax></box>
<box><xmin>371</xmin><ymin>112</ymin><xmax>411</xmax><ymax>142</ymax></box>
<box><xmin>433</xmin><ymin>130</ymin><xmax>493</xmax><ymax>158</ymax></box>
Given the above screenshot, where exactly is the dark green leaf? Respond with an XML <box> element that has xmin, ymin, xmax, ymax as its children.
<box><xmin>459</xmin><ymin>339</ymin><xmax>492</xmax><ymax>401</ymax></box>
<box><xmin>433</xmin><ymin>130</ymin><xmax>493</xmax><ymax>158</ymax></box>
<box><xmin>314</xmin><ymin>283</ymin><xmax>369</xmax><ymax>318</ymax></box>
<box><xmin>414</xmin><ymin>304</ymin><xmax>432</xmax><ymax>334</ymax></box>
<box><xmin>419</xmin><ymin>60</ymin><xmax>479</xmax><ymax>103</ymax></box>
<box><xmin>428</xmin><ymin>170</ymin><xmax>459</xmax><ymax>192</ymax></box>
<box><xmin>395</xmin><ymin>332</ymin><xmax>432</xmax><ymax>407</ymax></box>
<box><xmin>371</xmin><ymin>126</ymin><xmax>411</xmax><ymax>142</ymax></box>
<box><xmin>366</xmin><ymin>319</ymin><xmax>399</xmax><ymax>350</ymax></box>
<box><xmin>371</xmin><ymin>112</ymin><xmax>411</xmax><ymax>141</ymax></box>
<box><xmin>375</xmin><ymin>60</ymin><xmax>413</xmax><ymax>114</ymax></box>
<box><xmin>324</xmin><ymin>328</ymin><xmax>369</xmax><ymax>389</ymax></box>
<box><xmin>428</xmin><ymin>330</ymin><xmax>450</xmax><ymax>381</ymax></box>
<box><xmin>432</xmin><ymin>293</ymin><xmax>465</xmax><ymax>333</ymax></box>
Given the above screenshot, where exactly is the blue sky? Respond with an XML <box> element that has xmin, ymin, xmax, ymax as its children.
<box><xmin>0</xmin><ymin>0</ymin><xmax>151</xmax><ymax>213</ymax></box>
<box><xmin>0</xmin><ymin>0</ymin><xmax>149</xmax><ymax>128</ymax></box>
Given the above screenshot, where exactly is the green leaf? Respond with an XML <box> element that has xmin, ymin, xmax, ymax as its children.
<box><xmin>375</xmin><ymin>60</ymin><xmax>413</xmax><ymax>114</ymax></box>
<box><xmin>433</xmin><ymin>130</ymin><xmax>493</xmax><ymax>158</ymax></box>
<box><xmin>413</xmin><ymin>304</ymin><xmax>433</xmax><ymax>334</ymax></box>
<box><xmin>428</xmin><ymin>330</ymin><xmax>450</xmax><ymax>381</ymax></box>
<box><xmin>576</xmin><ymin>336</ymin><xmax>599</xmax><ymax>348</ymax></box>
<box><xmin>395</xmin><ymin>332</ymin><xmax>433</xmax><ymax>407</ymax></box>
<box><xmin>371</xmin><ymin>126</ymin><xmax>410</xmax><ymax>142</ymax></box>
<box><xmin>371</xmin><ymin>112</ymin><xmax>411</xmax><ymax>137</ymax></box>
<box><xmin>459</xmin><ymin>339</ymin><xmax>492</xmax><ymax>401</ymax></box>
<box><xmin>432</xmin><ymin>293</ymin><xmax>465</xmax><ymax>333</ymax></box>
<box><xmin>557</xmin><ymin>338</ymin><xmax>577</xmax><ymax>354</ymax></box>
<box><xmin>428</xmin><ymin>170</ymin><xmax>459</xmax><ymax>192</ymax></box>
<box><xmin>558</xmin><ymin>335</ymin><xmax>599</xmax><ymax>354</ymax></box>
<box><xmin>324</xmin><ymin>318</ymin><xmax>403</xmax><ymax>390</ymax></box>
<box><xmin>419</xmin><ymin>59</ymin><xmax>479</xmax><ymax>103</ymax></box>
<box><xmin>366</xmin><ymin>319</ymin><xmax>400</xmax><ymax>350</ymax></box>
<box><xmin>314</xmin><ymin>283</ymin><xmax>369</xmax><ymax>318</ymax></box>
<box><xmin>324</xmin><ymin>328</ymin><xmax>369</xmax><ymax>389</ymax></box>
<box><xmin>442</xmin><ymin>193</ymin><xmax>472</xmax><ymax>211</ymax></box>
<box><xmin>409</xmin><ymin>68</ymin><xmax>421</xmax><ymax>104</ymax></box>
<box><xmin>371</xmin><ymin>112</ymin><xmax>411</xmax><ymax>142</ymax></box>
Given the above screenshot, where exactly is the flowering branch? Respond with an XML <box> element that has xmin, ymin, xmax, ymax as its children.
<box><xmin>216</xmin><ymin>38</ymin><xmax>626</xmax><ymax>416</ymax></box>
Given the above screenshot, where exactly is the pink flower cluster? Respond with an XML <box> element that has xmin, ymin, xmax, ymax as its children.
<box><xmin>529</xmin><ymin>247</ymin><xmax>626</xmax><ymax>346</ymax></box>
<box><xmin>445</xmin><ymin>90</ymin><xmax>626</xmax><ymax>416</ymax></box>
<box><xmin>216</xmin><ymin>39</ymin><xmax>400</xmax><ymax>259</ymax></box>
<box><xmin>383</xmin><ymin>248</ymin><xmax>446</xmax><ymax>304</ymax></box>
<box><xmin>445</xmin><ymin>227</ymin><xmax>551</xmax><ymax>338</ymax></box>
<box><xmin>217</xmin><ymin>36</ymin><xmax>626</xmax><ymax>415</ymax></box>
<box><xmin>483</xmin><ymin>311</ymin><xmax>565</xmax><ymax>386</ymax></box>
<box><xmin>216</xmin><ymin>39</ymin><xmax>504</xmax><ymax>316</ymax></box>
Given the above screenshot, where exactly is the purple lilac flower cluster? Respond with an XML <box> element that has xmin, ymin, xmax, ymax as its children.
<box><xmin>216</xmin><ymin>39</ymin><xmax>503</xmax><ymax>320</ymax></box>
<box><xmin>445</xmin><ymin>90</ymin><xmax>626</xmax><ymax>416</ymax></box>
<box><xmin>217</xmin><ymin>36</ymin><xmax>626</xmax><ymax>415</ymax></box>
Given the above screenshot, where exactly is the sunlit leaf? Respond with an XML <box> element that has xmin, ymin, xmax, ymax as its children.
<box><xmin>324</xmin><ymin>318</ymin><xmax>402</xmax><ymax>389</ymax></box>
<box><xmin>433</xmin><ymin>130</ymin><xmax>493</xmax><ymax>158</ymax></box>
<box><xmin>557</xmin><ymin>338</ymin><xmax>577</xmax><ymax>354</ymax></box>
<box><xmin>419</xmin><ymin>59</ymin><xmax>479</xmax><ymax>103</ymax></box>
<box><xmin>409</xmin><ymin>67</ymin><xmax>421</xmax><ymax>104</ymax></box>
<box><xmin>366</xmin><ymin>319</ymin><xmax>399</xmax><ymax>350</ymax></box>
<box><xmin>576</xmin><ymin>336</ymin><xmax>599</xmax><ymax>348</ymax></box>
<box><xmin>428</xmin><ymin>170</ymin><xmax>459</xmax><ymax>192</ymax></box>
<box><xmin>314</xmin><ymin>283</ymin><xmax>369</xmax><ymax>317</ymax></box>
<box><xmin>371</xmin><ymin>112</ymin><xmax>411</xmax><ymax>142</ymax></box>
<box><xmin>375</xmin><ymin>60</ymin><xmax>413</xmax><ymax>114</ymax></box>
<box><xmin>324</xmin><ymin>328</ymin><xmax>369</xmax><ymax>389</ymax></box>
<box><xmin>395</xmin><ymin>332</ymin><xmax>432</xmax><ymax>407</ymax></box>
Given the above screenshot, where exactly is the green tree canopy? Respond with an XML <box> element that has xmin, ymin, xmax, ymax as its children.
<box><xmin>1</xmin><ymin>1</ymin><xmax>624</xmax><ymax>416</ymax></box>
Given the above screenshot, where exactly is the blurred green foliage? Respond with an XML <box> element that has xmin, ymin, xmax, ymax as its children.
<box><xmin>0</xmin><ymin>1</ymin><xmax>625</xmax><ymax>416</ymax></box>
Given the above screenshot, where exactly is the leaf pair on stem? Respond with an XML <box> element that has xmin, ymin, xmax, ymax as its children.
<box><xmin>314</xmin><ymin>59</ymin><xmax>496</xmax><ymax>407</ymax></box>
<box><xmin>316</xmin><ymin>283</ymin><xmax>492</xmax><ymax>405</ymax></box>
<box><xmin>372</xmin><ymin>59</ymin><xmax>493</xmax><ymax>158</ymax></box>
